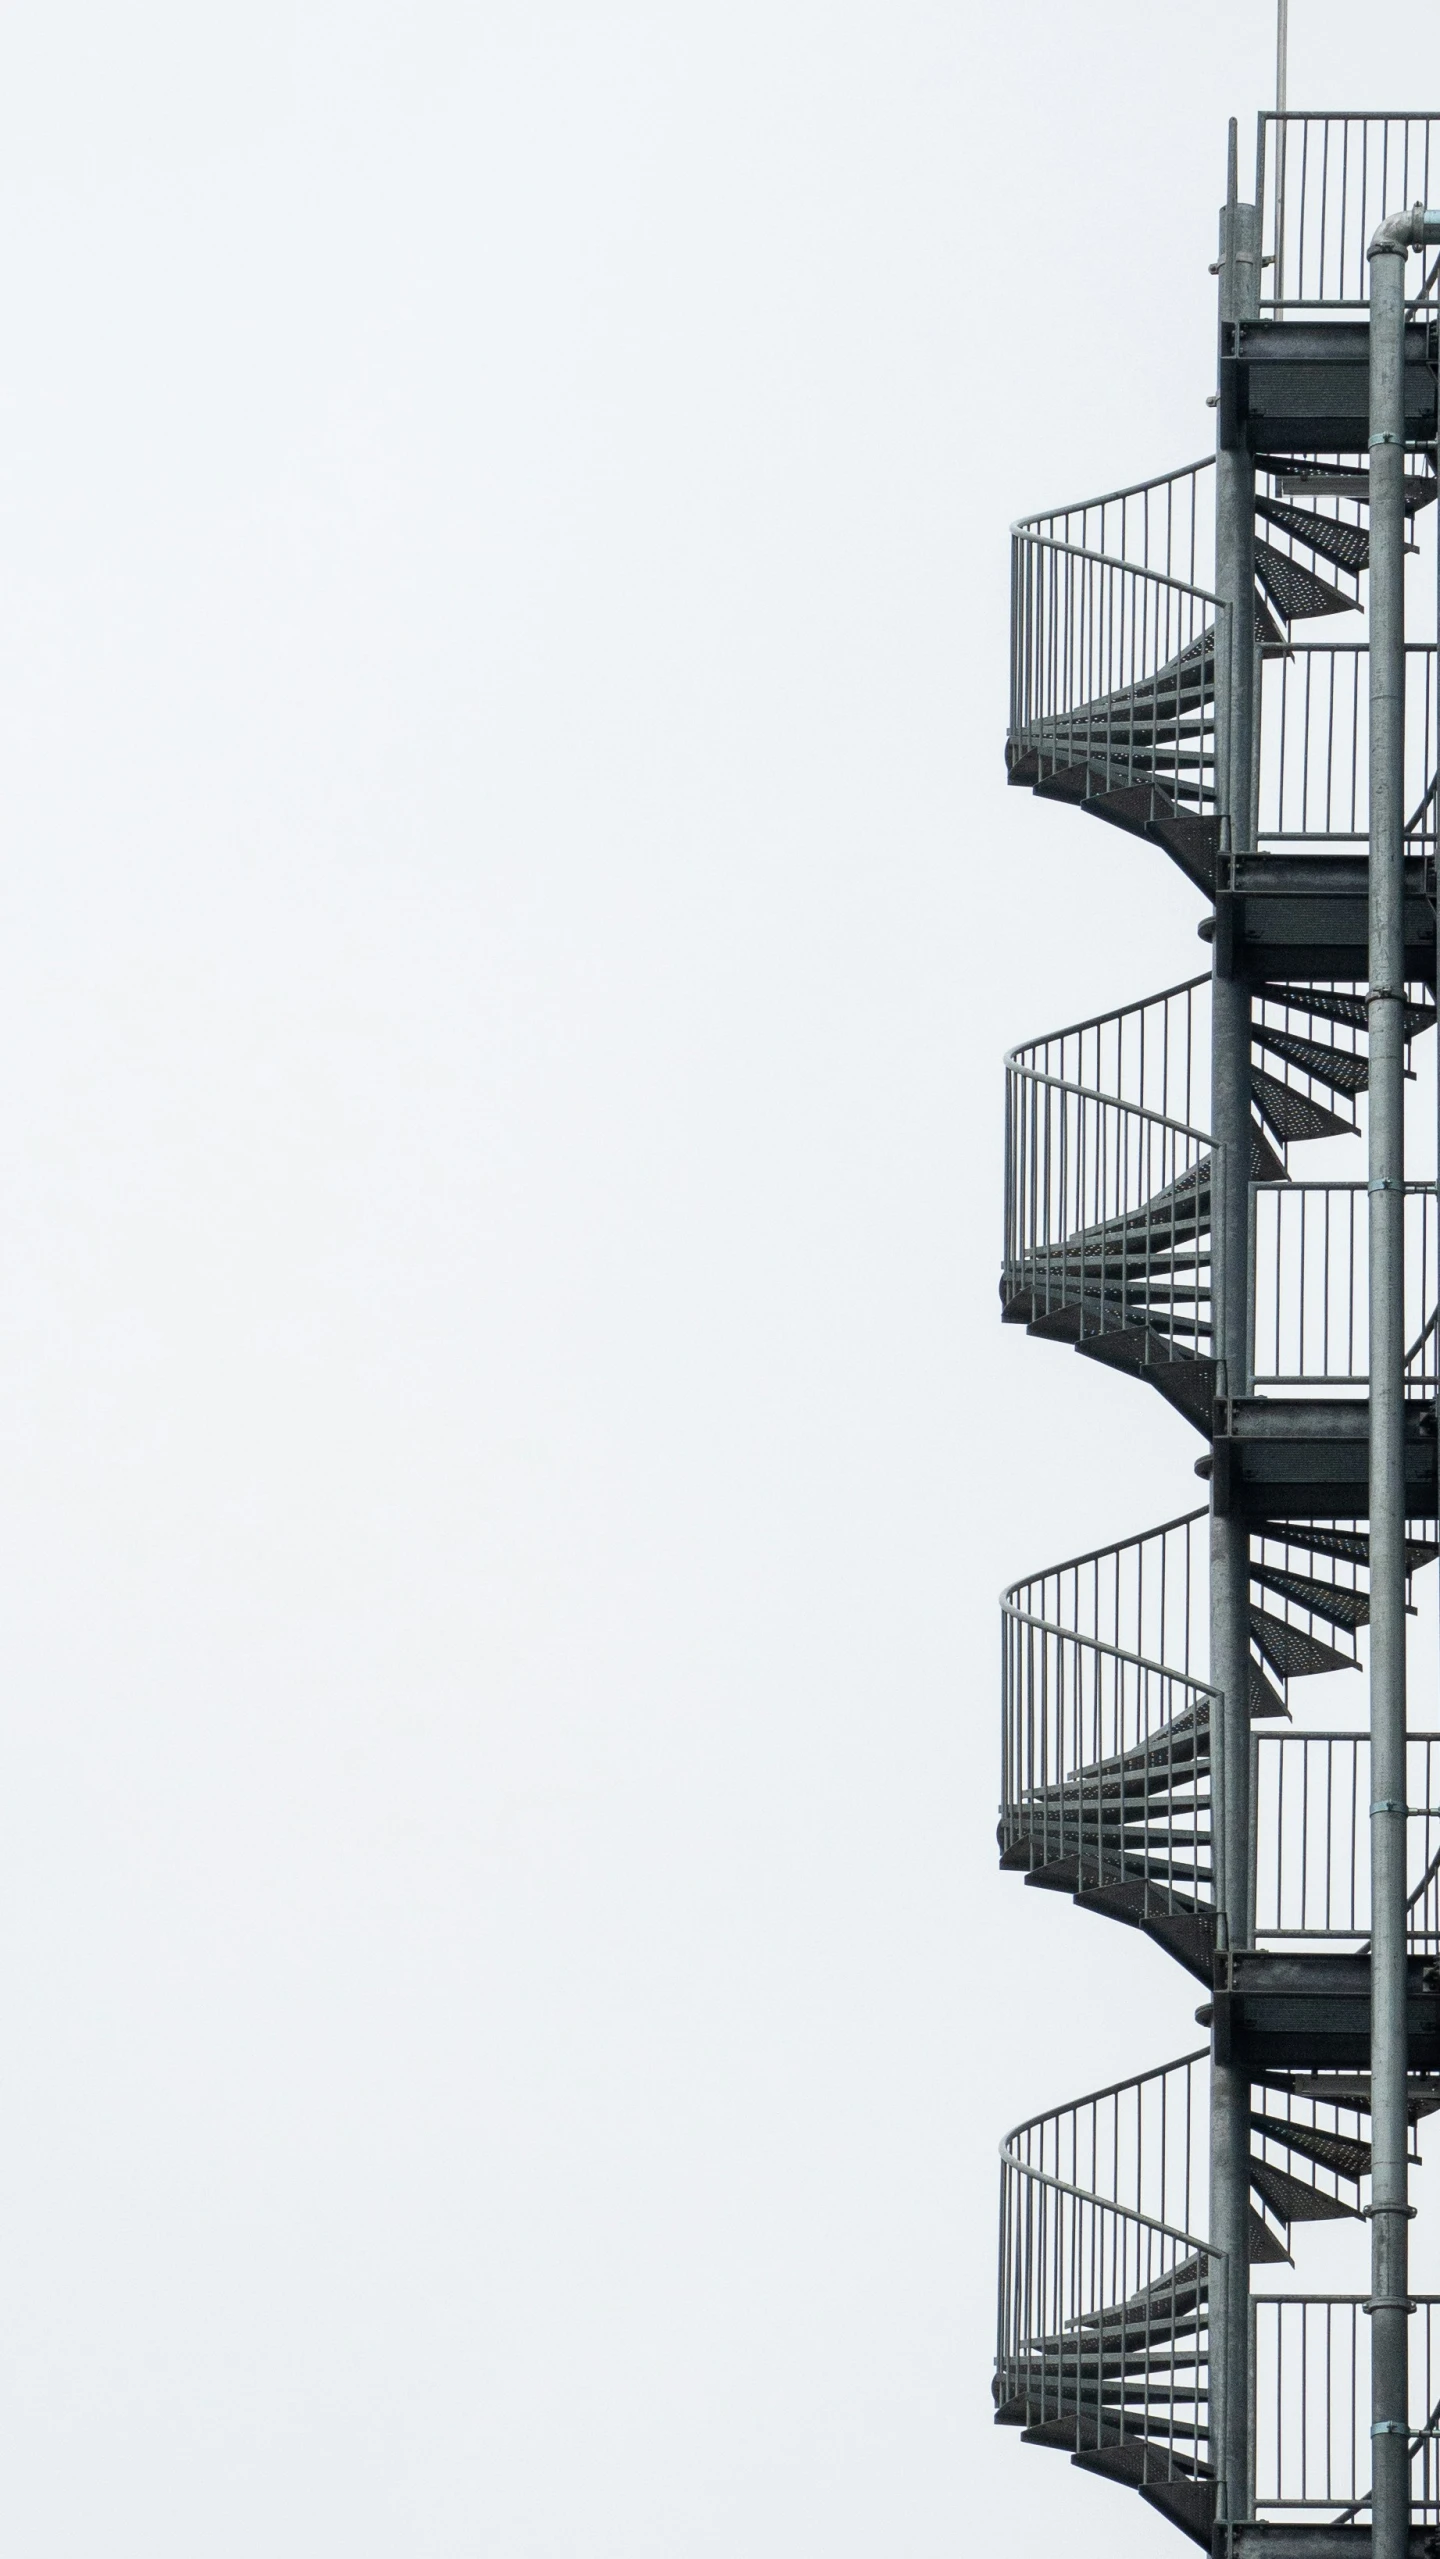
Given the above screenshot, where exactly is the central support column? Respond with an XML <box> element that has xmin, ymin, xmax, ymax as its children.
<box><xmin>1367</xmin><ymin>227</ymin><xmax>1412</xmax><ymax>2559</ymax></box>
<box><xmin>1210</xmin><ymin>127</ymin><xmax>1258</xmax><ymax>2535</ymax></box>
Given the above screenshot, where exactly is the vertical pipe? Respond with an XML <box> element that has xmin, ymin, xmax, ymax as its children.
<box><xmin>1368</xmin><ymin>232</ymin><xmax>1411</xmax><ymax>2559</ymax></box>
<box><xmin>1211</xmin><ymin>126</ymin><xmax>1258</xmax><ymax>2534</ymax></box>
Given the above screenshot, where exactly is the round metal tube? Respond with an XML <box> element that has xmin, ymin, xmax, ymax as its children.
<box><xmin>1368</xmin><ymin>233</ymin><xmax>1411</xmax><ymax>2559</ymax></box>
<box><xmin>1210</xmin><ymin>168</ymin><xmax>1260</xmax><ymax>2530</ymax></box>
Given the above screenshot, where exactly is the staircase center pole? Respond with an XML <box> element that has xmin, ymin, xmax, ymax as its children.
<box><xmin>1211</xmin><ymin>121</ymin><xmax>1258</xmax><ymax>2535</ymax></box>
<box><xmin>1367</xmin><ymin>226</ymin><xmax>1412</xmax><ymax>2559</ymax></box>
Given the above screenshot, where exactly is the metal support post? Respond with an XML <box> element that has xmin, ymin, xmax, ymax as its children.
<box><xmin>1211</xmin><ymin>121</ymin><xmax>1258</xmax><ymax>2534</ymax></box>
<box><xmin>1368</xmin><ymin>221</ymin><xmax>1414</xmax><ymax>2559</ymax></box>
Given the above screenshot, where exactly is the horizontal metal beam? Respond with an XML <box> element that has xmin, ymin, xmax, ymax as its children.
<box><xmin>1221</xmin><ymin>318</ymin><xmax>1439</xmax><ymax>454</ymax></box>
<box><xmin>1221</xmin><ymin>864</ymin><xmax>1439</xmax><ymax>991</ymax></box>
<box><xmin>1212</xmin><ymin>1953</ymin><xmax>1440</xmax><ymax>2072</ymax></box>
<box><xmin>1210</xmin><ymin>1401</ymin><xmax>1440</xmax><ymax>1522</ymax></box>
<box><xmin>1231</xmin><ymin>2531</ymin><xmax>1440</xmax><ymax>2558</ymax></box>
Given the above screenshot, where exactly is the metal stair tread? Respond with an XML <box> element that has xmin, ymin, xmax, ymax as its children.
<box><xmin>1253</xmin><ymin>538</ymin><xmax>1361</xmax><ymax>624</ymax></box>
<box><xmin>1254</xmin><ymin>495</ymin><xmax>1370</xmax><ymax>574</ymax></box>
<box><xmin>1247</xmin><ymin>2156</ymin><xmax>1362</xmax><ymax>2225</ymax></box>
<box><xmin>1251</xmin><ymin>1023</ymin><xmax>1368</xmax><ymax>1098</ymax></box>
<box><xmin>1249</xmin><ymin>1562</ymin><xmax>1369</xmax><ymax>1631</ymax></box>
<box><xmin>1250</xmin><ymin>2112</ymin><xmax>1370</xmax><ymax>2181</ymax></box>
<box><xmin>1250</xmin><ymin>1607</ymin><xmax>1358</xmax><ymax>1681</ymax></box>
<box><xmin>1252</xmin><ymin>1067</ymin><xmax>1357</xmax><ymax>1146</ymax></box>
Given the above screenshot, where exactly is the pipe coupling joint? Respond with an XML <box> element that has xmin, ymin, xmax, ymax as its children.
<box><xmin>1369</xmin><ymin>203</ymin><xmax>1440</xmax><ymax>257</ymax></box>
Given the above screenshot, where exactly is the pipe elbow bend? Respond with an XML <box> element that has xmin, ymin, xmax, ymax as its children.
<box><xmin>1368</xmin><ymin>202</ymin><xmax>1440</xmax><ymax>258</ymax></box>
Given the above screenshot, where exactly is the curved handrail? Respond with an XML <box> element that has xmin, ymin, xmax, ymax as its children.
<box><xmin>1006</xmin><ymin>972</ymin><xmax>1212</xmax><ymax>1067</ymax></box>
<box><xmin>1012</xmin><ymin>455</ymin><xmax>1216</xmax><ymax>547</ymax></box>
<box><xmin>1008</xmin><ymin>534</ymin><xmax>1225</xmax><ymax>609</ymax></box>
<box><xmin>1005</xmin><ymin>1067</ymin><xmax>1214</xmax><ymax>1149</ymax></box>
<box><xmin>1004</xmin><ymin>977</ymin><xmax>1214</xmax><ymax>1162</ymax></box>
<box><xmin>998</xmin><ymin>2158</ymin><xmax>1219</xmax><ymax>2257</ymax></box>
<box><xmin>996</xmin><ymin>2047</ymin><xmax>1222</xmax><ymax>2486</ymax></box>
<box><xmin>1002</xmin><ymin>1504</ymin><xmax>1208</xmax><ymax>1607</ymax></box>
<box><xmin>1001</xmin><ymin>1608</ymin><xmax>1221</xmax><ymax>1694</ymax></box>
<box><xmin>1002</xmin><ymin>1576</ymin><xmax>1227</xmax><ymax>1924</ymax></box>
<box><xmin>1002</xmin><ymin>981</ymin><xmax>1217</xmax><ymax>1374</ymax></box>
<box><xmin>1008</xmin><ymin>461</ymin><xmax>1228</xmax><ymax>835</ymax></box>
<box><xmin>1001</xmin><ymin>2047</ymin><xmax>1210</xmax><ymax>2156</ymax></box>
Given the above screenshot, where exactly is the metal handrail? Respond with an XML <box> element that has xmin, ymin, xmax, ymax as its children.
<box><xmin>1252</xmin><ymin>2295</ymin><xmax>1440</xmax><ymax>2520</ymax></box>
<box><xmin>1001</xmin><ymin>1607</ymin><xmax>1221</xmax><ymax>1696</ymax></box>
<box><xmin>1001</xmin><ymin>1504</ymin><xmax>1208</xmax><ymax>1603</ymax></box>
<box><xmin>996</xmin><ymin>2050</ymin><xmax>1226</xmax><ymax>2504</ymax></box>
<box><xmin>998</xmin><ymin>2157</ymin><xmax>1220</xmax><ymax>2260</ymax></box>
<box><xmin>1013</xmin><ymin>457</ymin><xmax>1216</xmax><ymax>541</ymax></box>
<box><xmin>1250</xmin><ymin>1180</ymin><xmax>1440</xmax><ymax>1391</ymax></box>
<box><xmin>1008</xmin><ymin>533</ymin><xmax>1224</xmax><ymax>608</ymax></box>
<box><xmin>1008</xmin><ymin>484</ymin><xmax>1228</xmax><ymax>808</ymax></box>
<box><xmin>1000</xmin><ymin>1510</ymin><xmax>1225</xmax><ymax>1928</ymax></box>
<box><xmin>1002</xmin><ymin>978</ymin><xmax>1216</xmax><ymax>1372</ymax></box>
<box><xmin>1259</xmin><ymin>111</ymin><xmax>1440</xmax><ymax>310</ymax></box>
<box><xmin>1005</xmin><ymin>1065</ymin><xmax>1213</xmax><ymax>1148</ymax></box>
<box><xmin>1258</xmin><ymin>642</ymin><xmax>1439</xmax><ymax>845</ymax></box>
<box><xmin>1252</xmin><ymin>1730</ymin><xmax>1440</xmax><ymax>1945</ymax></box>
<box><xmin>1001</xmin><ymin>2048</ymin><xmax>1210</xmax><ymax>2156</ymax></box>
<box><xmin>1007</xmin><ymin>971</ymin><xmax>1211</xmax><ymax>1074</ymax></box>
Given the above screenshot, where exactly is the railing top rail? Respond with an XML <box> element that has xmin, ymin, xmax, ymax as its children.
<box><xmin>1007</xmin><ymin>531</ymin><xmax>1225</xmax><ymax>610</ymax></box>
<box><xmin>1259</xmin><ymin>640</ymin><xmax>1438</xmax><ymax>654</ymax></box>
<box><xmin>1257</xmin><ymin>112</ymin><xmax>1440</xmax><ymax>307</ymax></box>
<box><xmin>1006</xmin><ymin>974</ymin><xmax>1210</xmax><ymax>1064</ymax></box>
<box><xmin>1004</xmin><ymin>1062</ymin><xmax>1215</xmax><ymax>1150</ymax></box>
<box><xmin>1254</xmin><ymin>1181</ymin><xmax>1438</xmax><ymax>1194</ymax></box>
<box><xmin>1259</xmin><ymin>108</ymin><xmax>1440</xmax><ymax>122</ymax></box>
<box><xmin>1258</xmin><ymin>2303</ymin><xmax>1440</xmax><ymax>2323</ymax></box>
<box><xmin>997</xmin><ymin>2153</ymin><xmax>1222</xmax><ymax>2259</ymax></box>
<box><xmin>1011</xmin><ymin>456</ymin><xmax>1214</xmax><ymax>539</ymax></box>
<box><xmin>1000</xmin><ymin>1607</ymin><xmax>1221</xmax><ymax>1694</ymax></box>
<box><xmin>1002</xmin><ymin>1506</ymin><xmax>1207</xmax><ymax>1604</ymax></box>
<box><xmin>1256</xmin><ymin>1729</ymin><xmax>1440</xmax><ymax>1744</ymax></box>
<box><xmin>1001</xmin><ymin>2048</ymin><xmax>1210</xmax><ymax>2152</ymax></box>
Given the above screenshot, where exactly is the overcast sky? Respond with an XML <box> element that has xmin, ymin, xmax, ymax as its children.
<box><xmin>0</xmin><ymin>4</ymin><xmax>1433</xmax><ymax>2554</ymax></box>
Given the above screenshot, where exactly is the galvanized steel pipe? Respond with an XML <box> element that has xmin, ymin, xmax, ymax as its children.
<box><xmin>1210</xmin><ymin>139</ymin><xmax>1259</xmax><ymax>2529</ymax></box>
<box><xmin>1366</xmin><ymin>198</ymin><xmax>1440</xmax><ymax>2559</ymax></box>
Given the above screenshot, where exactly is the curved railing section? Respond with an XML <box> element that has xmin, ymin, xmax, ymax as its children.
<box><xmin>996</xmin><ymin>2053</ymin><xmax>1221</xmax><ymax>2541</ymax></box>
<box><xmin>1003</xmin><ymin>977</ymin><xmax>1218</xmax><ymax>1429</ymax></box>
<box><xmin>1001</xmin><ymin>1512</ymin><xmax>1222</xmax><ymax>1977</ymax></box>
<box><xmin>1012</xmin><ymin>462</ymin><xmax>1218</xmax><ymax>588</ymax></box>
<box><xmin>997</xmin><ymin>2051</ymin><xmax>1427</xmax><ymax>2538</ymax></box>
<box><xmin>1008</xmin><ymin>460</ymin><xmax>1229</xmax><ymax>894</ymax></box>
<box><xmin>1004</xmin><ymin>976</ymin><xmax>1440</xmax><ymax>1424</ymax></box>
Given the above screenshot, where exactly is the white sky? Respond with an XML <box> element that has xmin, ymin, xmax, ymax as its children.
<box><xmin>0</xmin><ymin>3</ymin><xmax>1433</xmax><ymax>2553</ymax></box>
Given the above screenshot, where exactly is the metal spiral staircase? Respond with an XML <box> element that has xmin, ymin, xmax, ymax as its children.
<box><xmin>994</xmin><ymin>113</ymin><xmax>1440</xmax><ymax>2558</ymax></box>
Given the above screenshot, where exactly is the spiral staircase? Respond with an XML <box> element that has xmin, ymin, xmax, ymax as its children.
<box><xmin>993</xmin><ymin>112</ymin><xmax>1440</xmax><ymax>2555</ymax></box>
